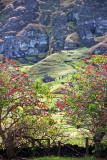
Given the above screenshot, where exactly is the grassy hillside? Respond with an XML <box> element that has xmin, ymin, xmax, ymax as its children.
<box><xmin>29</xmin><ymin>47</ymin><xmax>89</xmax><ymax>93</ymax></box>
<box><xmin>30</xmin><ymin>47</ymin><xmax>89</xmax><ymax>79</ymax></box>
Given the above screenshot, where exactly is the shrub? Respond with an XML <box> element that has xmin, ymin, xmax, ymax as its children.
<box><xmin>0</xmin><ymin>57</ymin><xmax>61</xmax><ymax>158</ymax></box>
<box><xmin>61</xmin><ymin>54</ymin><xmax>107</xmax><ymax>156</ymax></box>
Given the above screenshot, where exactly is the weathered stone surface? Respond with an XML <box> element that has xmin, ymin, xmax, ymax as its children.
<box><xmin>0</xmin><ymin>2</ymin><xmax>5</xmax><ymax>11</ymax></box>
<box><xmin>0</xmin><ymin>0</ymin><xmax>48</xmax><ymax>57</ymax></box>
<box><xmin>39</xmin><ymin>11</ymin><xmax>51</xmax><ymax>26</ymax></box>
<box><xmin>51</xmin><ymin>12</ymin><xmax>68</xmax><ymax>26</ymax></box>
<box><xmin>0</xmin><ymin>39</ymin><xmax>4</xmax><ymax>54</ymax></box>
<box><xmin>0</xmin><ymin>0</ymin><xmax>107</xmax><ymax>58</ymax></box>
<box><xmin>10</xmin><ymin>25</ymin><xmax>48</xmax><ymax>58</ymax></box>
<box><xmin>92</xmin><ymin>47</ymin><xmax>107</xmax><ymax>55</ymax></box>
<box><xmin>73</xmin><ymin>0</ymin><xmax>107</xmax><ymax>47</ymax></box>
<box><xmin>49</xmin><ymin>25</ymin><xmax>74</xmax><ymax>52</ymax></box>
<box><xmin>64</xmin><ymin>32</ymin><xmax>81</xmax><ymax>50</ymax></box>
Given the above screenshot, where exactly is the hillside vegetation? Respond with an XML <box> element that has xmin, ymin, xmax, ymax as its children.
<box><xmin>30</xmin><ymin>48</ymin><xmax>88</xmax><ymax>78</ymax></box>
<box><xmin>26</xmin><ymin>47</ymin><xmax>89</xmax><ymax>96</ymax></box>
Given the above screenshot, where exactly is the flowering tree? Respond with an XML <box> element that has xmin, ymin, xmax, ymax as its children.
<box><xmin>0</xmin><ymin>57</ymin><xmax>60</xmax><ymax>158</ymax></box>
<box><xmin>61</xmin><ymin>54</ymin><xmax>107</xmax><ymax>152</ymax></box>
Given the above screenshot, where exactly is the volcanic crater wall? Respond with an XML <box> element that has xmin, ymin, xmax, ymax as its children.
<box><xmin>0</xmin><ymin>0</ymin><xmax>107</xmax><ymax>58</ymax></box>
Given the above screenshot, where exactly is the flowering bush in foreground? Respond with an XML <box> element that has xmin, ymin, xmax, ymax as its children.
<box><xmin>0</xmin><ymin>57</ymin><xmax>61</xmax><ymax>158</ymax></box>
<box><xmin>61</xmin><ymin>54</ymin><xmax>107</xmax><ymax>149</ymax></box>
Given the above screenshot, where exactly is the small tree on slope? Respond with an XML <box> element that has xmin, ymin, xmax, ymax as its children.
<box><xmin>61</xmin><ymin>54</ymin><xmax>107</xmax><ymax>155</ymax></box>
<box><xmin>0</xmin><ymin>57</ymin><xmax>60</xmax><ymax>158</ymax></box>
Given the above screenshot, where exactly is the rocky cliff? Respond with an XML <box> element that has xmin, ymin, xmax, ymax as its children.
<box><xmin>0</xmin><ymin>0</ymin><xmax>107</xmax><ymax>59</ymax></box>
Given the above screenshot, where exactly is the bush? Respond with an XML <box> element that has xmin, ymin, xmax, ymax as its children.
<box><xmin>60</xmin><ymin>54</ymin><xmax>107</xmax><ymax>156</ymax></box>
<box><xmin>0</xmin><ymin>57</ymin><xmax>62</xmax><ymax>158</ymax></box>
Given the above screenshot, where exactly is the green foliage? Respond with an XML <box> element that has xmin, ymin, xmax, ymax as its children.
<box><xmin>0</xmin><ymin>56</ymin><xmax>63</xmax><ymax>158</ymax></box>
<box><xmin>62</xmin><ymin>54</ymin><xmax>107</xmax><ymax>143</ymax></box>
<box><xmin>31</xmin><ymin>156</ymin><xmax>99</xmax><ymax>160</ymax></box>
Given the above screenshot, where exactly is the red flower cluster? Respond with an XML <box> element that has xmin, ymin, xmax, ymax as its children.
<box><xmin>10</xmin><ymin>89</ymin><xmax>18</xmax><ymax>95</ymax></box>
<box><xmin>83</xmin><ymin>59</ymin><xmax>86</xmax><ymax>62</ymax></box>
<box><xmin>90</xmin><ymin>129</ymin><xmax>94</xmax><ymax>133</ymax></box>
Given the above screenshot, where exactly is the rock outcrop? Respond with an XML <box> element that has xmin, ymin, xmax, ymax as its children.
<box><xmin>0</xmin><ymin>0</ymin><xmax>107</xmax><ymax>59</ymax></box>
<box><xmin>2</xmin><ymin>24</ymin><xmax>49</xmax><ymax>58</ymax></box>
<box><xmin>73</xmin><ymin>0</ymin><xmax>107</xmax><ymax>47</ymax></box>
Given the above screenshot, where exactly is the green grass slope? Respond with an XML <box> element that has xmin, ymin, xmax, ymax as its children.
<box><xmin>29</xmin><ymin>47</ymin><xmax>89</xmax><ymax>93</ymax></box>
<box><xmin>30</xmin><ymin>47</ymin><xmax>89</xmax><ymax>79</ymax></box>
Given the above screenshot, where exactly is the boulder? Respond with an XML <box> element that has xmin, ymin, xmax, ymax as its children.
<box><xmin>64</xmin><ymin>32</ymin><xmax>80</xmax><ymax>50</ymax></box>
<box><xmin>92</xmin><ymin>47</ymin><xmax>107</xmax><ymax>55</ymax></box>
<box><xmin>43</xmin><ymin>74</ymin><xmax>55</xmax><ymax>83</ymax></box>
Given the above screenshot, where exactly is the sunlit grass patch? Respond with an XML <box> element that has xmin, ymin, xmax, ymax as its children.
<box><xmin>30</xmin><ymin>47</ymin><xmax>89</xmax><ymax>80</ymax></box>
<box><xmin>31</xmin><ymin>156</ymin><xmax>100</xmax><ymax>160</ymax></box>
<box><xmin>51</xmin><ymin>111</ymin><xmax>93</xmax><ymax>147</ymax></box>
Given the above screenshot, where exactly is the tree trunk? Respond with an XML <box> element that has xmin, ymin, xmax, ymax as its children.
<box><xmin>93</xmin><ymin>132</ymin><xmax>105</xmax><ymax>158</ymax></box>
<box><xmin>94</xmin><ymin>142</ymin><xmax>101</xmax><ymax>157</ymax></box>
<box><xmin>0</xmin><ymin>118</ymin><xmax>16</xmax><ymax>159</ymax></box>
<box><xmin>6</xmin><ymin>143</ymin><xmax>16</xmax><ymax>159</ymax></box>
<box><xmin>5</xmin><ymin>134</ymin><xmax>16</xmax><ymax>159</ymax></box>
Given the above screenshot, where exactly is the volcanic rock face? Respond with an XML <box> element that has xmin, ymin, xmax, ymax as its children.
<box><xmin>74</xmin><ymin>0</ymin><xmax>107</xmax><ymax>47</ymax></box>
<box><xmin>0</xmin><ymin>0</ymin><xmax>107</xmax><ymax>58</ymax></box>
<box><xmin>2</xmin><ymin>24</ymin><xmax>49</xmax><ymax>58</ymax></box>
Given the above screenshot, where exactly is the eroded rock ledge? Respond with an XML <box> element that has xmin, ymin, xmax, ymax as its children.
<box><xmin>0</xmin><ymin>0</ymin><xmax>107</xmax><ymax>58</ymax></box>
